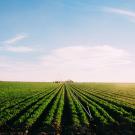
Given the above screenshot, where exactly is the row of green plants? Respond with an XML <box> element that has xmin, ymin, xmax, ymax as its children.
<box><xmin>0</xmin><ymin>84</ymin><xmax>61</xmax><ymax>126</ymax></box>
<box><xmin>71</xmin><ymin>84</ymin><xmax>135</xmax><ymax>124</ymax></box>
<box><xmin>69</xmin><ymin>85</ymin><xmax>115</xmax><ymax>125</ymax></box>
<box><xmin>12</xmin><ymin>86</ymin><xmax>61</xmax><ymax>129</ymax></box>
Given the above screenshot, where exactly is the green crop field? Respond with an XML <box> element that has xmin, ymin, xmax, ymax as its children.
<box><xmin>0</xmin><ymin>82</ymin><xmax>135</xmax><ymax>135</ymax></box>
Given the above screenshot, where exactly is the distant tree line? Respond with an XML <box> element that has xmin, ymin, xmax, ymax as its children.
<box><xmin>53</xmin><ymin>80</ymin><xmax>74</xmax><ymax>83</ymax></box>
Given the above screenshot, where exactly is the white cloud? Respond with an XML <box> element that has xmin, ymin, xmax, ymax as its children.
<box><xmin>3</xmin><ymin>34</ymin><xmax>28</xmax><ymax>45</ymax></box>
<box><xmin>0</xmin><ymin>33</ymin><xmax>34</xmax><ymax>53</ymax></box>
<box><xmin>41</xmin><ymin>45</ymin><xmax>131</xmax><ymax>69</ymax></box>
<box><xmin>104</xmin><ymin>7</ymin><xmax>135</xmax><ymax>18</ymax></box>
<box><xmin>1</xmin><ymin>45</ymin><xmax>135</xmax><ymax>82</ymax></box>
<box><xmin>5</xmin><ymin>46</ymin><xmax>34</xmax><ymax>52</ymax></box>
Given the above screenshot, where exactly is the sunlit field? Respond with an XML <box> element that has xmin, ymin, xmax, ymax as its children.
<box><xmin>0</xmin><ymin>82</ymin><xmax>135</xmax><ymax>135</ymax></box>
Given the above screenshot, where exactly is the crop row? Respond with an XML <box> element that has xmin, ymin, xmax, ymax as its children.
<box><xmin>70</xmin><ymin>84</ymin><xmax>135</xmax><ymax>125</ymax></box>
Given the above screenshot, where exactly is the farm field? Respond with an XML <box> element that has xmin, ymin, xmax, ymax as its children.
<box><xmin>0</xmin><ymin>82</ymin><xmax>135</xmax><ymax>135</ymax></box>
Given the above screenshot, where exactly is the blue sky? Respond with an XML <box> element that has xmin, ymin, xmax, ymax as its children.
<box><xmin>0</xmin><ymin>0</ymin><xmax>135</xmax><ymax>82</ymax></box>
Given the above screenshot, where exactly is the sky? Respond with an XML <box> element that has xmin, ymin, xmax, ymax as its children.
<box><xmin>0</xmin><ymin>0</ymin><xmax>135</xmax><ymax>82</ymax></box>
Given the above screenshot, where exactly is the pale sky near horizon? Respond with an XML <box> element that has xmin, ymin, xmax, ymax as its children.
<box><xmin>0</xmin><ymin>0</ymin><xmax>135</xmax><ymax>82</ymax></box>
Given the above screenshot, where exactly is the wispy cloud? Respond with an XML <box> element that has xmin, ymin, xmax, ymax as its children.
<box><xmin>3</xmin><ymin>34</ymin><xmax>28</xmax><ymax>45</ymax></box>
<box><xmin>104</xmin><ymin>7</ymin><xmax>135</xmax><ymax>19</ymax></box>
<box><xmin>5</xmin><ymin>46</ymin><xmax>34</xmax><ymax>52</ymax></box>
<box><xmin>1</xmin><ymin>33</ymin><xmax>34</xmax><ymax>53</ymax></box>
